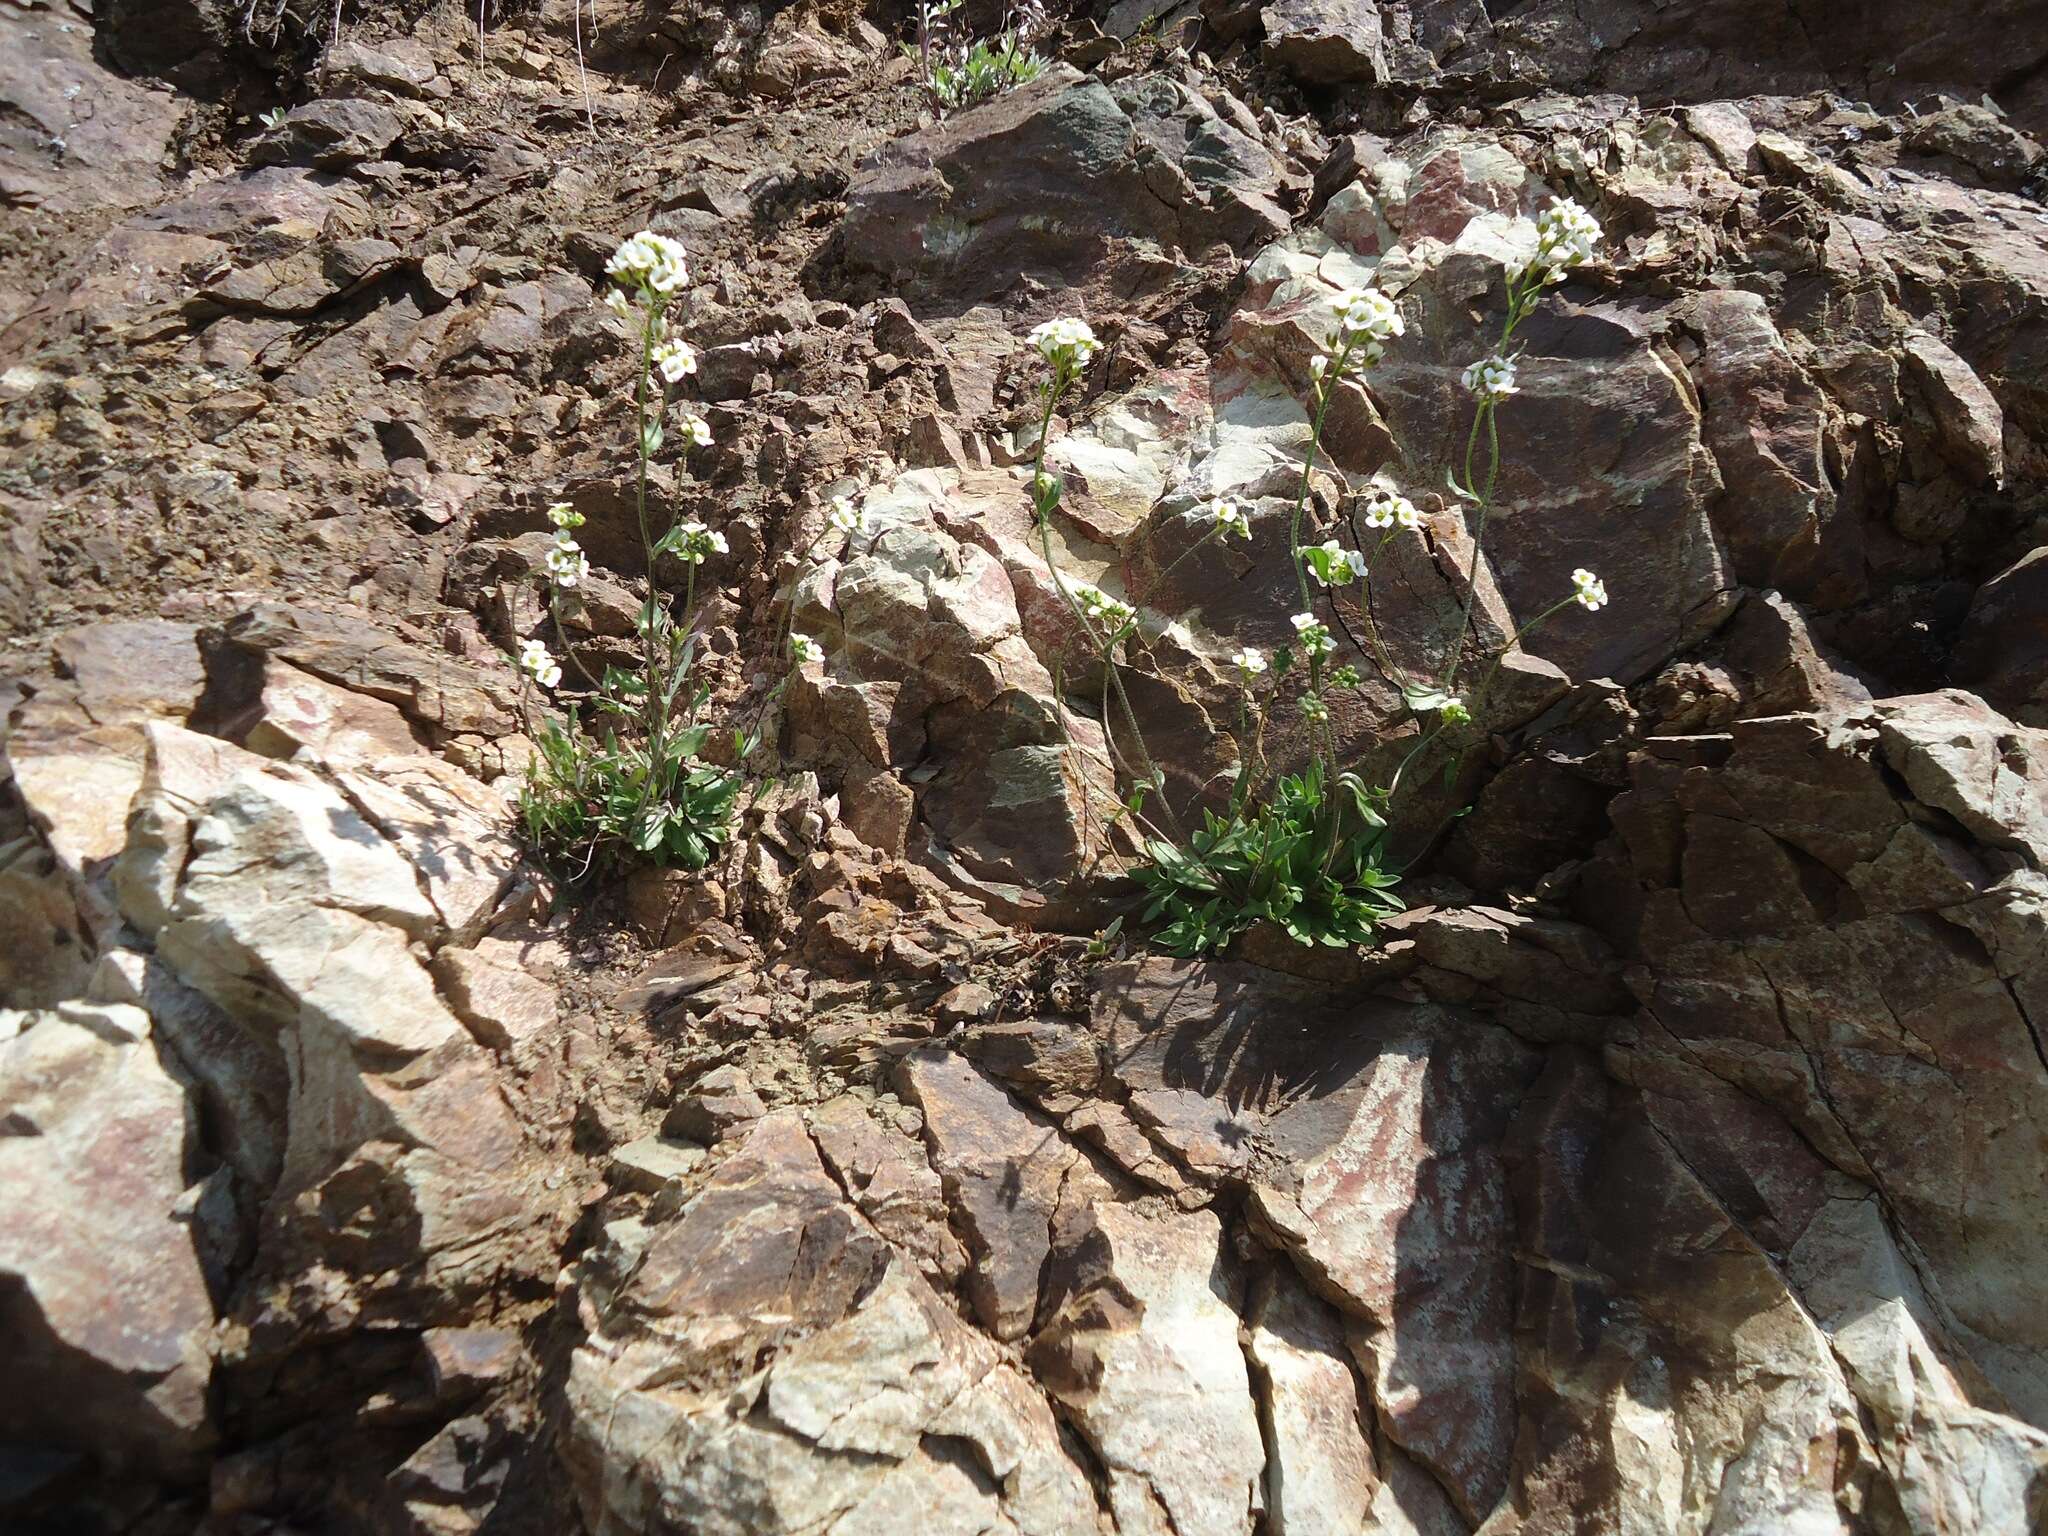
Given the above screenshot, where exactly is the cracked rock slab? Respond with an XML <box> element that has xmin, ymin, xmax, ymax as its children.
<box><xmin>562</xmin><ymin>1112</ymin><xmax>1098</xmax><ymax>1536</ymax></box>
<box><xmin>1030</xmin><ymin>1200</ymin><xmax>1266</xmax><ymax>1536</ymax></box>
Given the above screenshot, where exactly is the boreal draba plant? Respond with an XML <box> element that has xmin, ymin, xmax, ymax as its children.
<box><xmin>512</xmin><ymin>231</ymin><xmax>815</xmax><ymax>881</ymax></box>
<box><xmin>1025</xmin><ymin>199</ymin><xmax>1611</xmax><ymax>955</ymax></box>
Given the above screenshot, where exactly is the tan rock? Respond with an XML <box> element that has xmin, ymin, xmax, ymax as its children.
<box><xmin>562</xmin><ymin>1113</ymin><xmax>1097</xmax><ymax>1535</ymax></box>
<box><xmin>0</xmin><ymin>1003</ymin><xmax>217</xmax><ymax>1479</ymax></box>
<box><xmin>897</xmin><ymin>1048</ymin><xmax>1099</xmax><ymax>1339</ymax></box>
<box><xmin>1031</xmin><ymin>1201</ymin><xmax>1266</xmax><ymax>1536</ymax></box>
<box><xmin>1246</xmin><ymin>1267</ymin><xmax>1378</xmax><ymax>1535</ymax></box>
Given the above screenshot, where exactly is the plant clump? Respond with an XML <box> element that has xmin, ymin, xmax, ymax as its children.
<box><xmin>513</xmin><ymin>232</ymin><xmax>769</xmax><ymax>881</ymax></box>
<box><xmin>906</xmin><ymin>1</ymin><xmax>1048</xmax><ymax>113</ymax></box>
<box><xmin>1021</xmin><ymin>200</ymin><xmax>1613</xmax><ymax>955</ymax></box>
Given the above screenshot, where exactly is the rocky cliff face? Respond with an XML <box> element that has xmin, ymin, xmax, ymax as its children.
<box><xmin>3</xmin><ymin>1</ymin><xmax>2047</xmax><ymax>1532</ymax></box>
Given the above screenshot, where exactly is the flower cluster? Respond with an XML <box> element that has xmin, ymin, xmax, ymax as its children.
<box><xmin>1515</xmin><ymin>198</ymin><xmax>1602</xmax><ymax>286</ymax></box>
<box><xmin>1028</xmin><ymin>316</ymin><xmax>1100</xmax><ymax>377</ymax></box>
<box><xmin>652</xmin><ymin>337</ymin><xmax>697</xmax><ymax>384</ymax></box>
<box><xmin>1233</xmin><ymin>646</ymin><xmax>1267</xmax><ymax>677</ymax></box>
<box><xmin>1306</xmin><ymin>538</ymin><xmax>1367</xmax><ymax>588</ymax></box>
<box><xmin>677</xmin><ymin>412</ymin><xmax>713</xmax><ymax>448</ymax></box>
<box><xmin>1463</xmin><ymin>354</ymin><xmax>1518</xmax><ymax>400</ymax></box>
<box><xmin>1074</xmin><ymin>583</ymin><xmax>1136</xmax><ymax>633</ymax></box>
<box><xmin>545</xmin><ymin>532</ymin><xmax>590</xmax><ymax>588</ymax></box>
<box><xmin>1333</xmin><ymin>286</ymin><xmax>1405</xmax><ymax>361</ymax></box>
<box><xmin>1202</xmin><ymin>497</ymin><xmax>1251</xmax><ymax>540</ymax></box>
<box><xmin>828</xmin><ymin>495</ymin><xmax>868</xmax><ymax>535</ymax></box>
<box><xmin>543</xmin><ymin>504</ymin><xmax>591</xmax><ymax>588</ymax></box>
<box><xmin>605</xmin><ymin>230</ymin><xmax>689</xmax><ymax>297</ymax></box>
<box><xmin>1571</xmin><ymin>567</ymin><xmax>1608</xmax><ymax>611</ymax></box>
<box><xmin>668</xmin><ymin>521</ymin><xmax>728</xmax><ymax>565</ymax></box>
<box><xmin>1310</xmin><ymin>287</ymin><xmax>1405</xmax><ymax>392</ymax></box>
<box><xmin>519</xmin><ymin>638</ymin><xmax>562</xmax><ymax>689</ymax></box>
<box><xmin>791</xmin><ymin>633</ymin><xmax>824</xmax><ymax>665</ymax></box>
<box><xmin>1360</xmin><ymin>487</ymin><xmax>1421</xmax><ymax>531</ymax></box>
<box><xmin>1299</xmin><ymin>693</ymin><xmax>1329</xmax><ymax>723</ymax></box>
<box><xmin>1290</xmin><ymin>612</ymin><xmax>1334</xmax><ymax>657</ymax></box>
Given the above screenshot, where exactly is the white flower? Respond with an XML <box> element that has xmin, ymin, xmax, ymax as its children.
<box><xmin>1306</xmin><ymin>539</ymin><xmax>1366</xmax><ymax>587</ymax></box>
<box><xmin>827</xmin><ymin>494</ymin><xmax>867</xmax><ymax>534</ymax></box>
<box><xmin>1200</xmin><ymin>497</ymin><xmax>1250</xmax><ymax>539</ymax></box>
<box><xmin>545</xmin><ymin>535</ymin><xmax>591</xmax><ymax>588</ymax></box>
<box><xmin>1463</xmin><ymin>354</ymin><xmax>1518</xmax><ymax>400</ymax></box>
<box><xmin>1360</xmin><ymin>488</ymin><xmax>1420</xmax><ymax>531</ymax></box>
<box><xmin>1310</xmin><ymin>353</ymin><xmax>1331</xmax><ymax>380</ymax></box>
<box><xmin>1571</xmin><ymin>567</ymin><xmax>1608</xmax><ymax>611</ymax></box>
<box><xmin>677</xmin><ymin>412</ymin><xmax>713</xmax><ymax>447</ymax></box>
<box><xmin>1332</xmin><ymin>286</ymin><xmax>1404</xmax><ymax>344</ymax></box>
<box><xmin>791</xmin><ymin>632</ymin><xmax>824</xmax><ymax>665</ymax></box>
<box><xmin>1530</xmin><ymin>197</ymin><xmax>1601</xmax><ymax>277</ymax></box>
<box><xmin>669</xmin><ymin>520</ymin><xmax>727</xmax><ymax>564</ymax></box>
<box><xmin>1290</xmin><ymin>611</ymin><xmax>1334</xmax><ymax>656</ymax></box>
<box><xmin>1026</xmin><ymin>316</ymin><xmax>1101</xmax><ymax>372</ymax></box>
<box><xmin>518</xmin><ymin>638</ymin><xmax>562</xmax><ymax>689</ymax></box>
<box><xmin>605</xmin><ymin>229</ymin><xmax>689</xmax><ymax>296</ymax></box>
<box><xmin>652</xmin><ymin>337</ymin><xmax>697</xmax><ymax>384</ymax></box>
<box><xmin>602</xmin><ymin>288</ymin><xmax>634</xmax><ymax>322</ymax></box>
<box><xmin>546</xmin><ymin>501</ymin><xmax>584</xmax><ymax>530</ymax></box>
<box><xmin>1074</xmin><ymin>583</ymin><xmax>1136</xmax><ymax>630</ymax></box>
<box><xmin>1233</xmin><ymin>646</ymin><xmax>1267</xmax><ymax>677</ymax></box>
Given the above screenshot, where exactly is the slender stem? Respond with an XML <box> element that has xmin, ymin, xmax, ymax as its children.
<box><xmin>572</xmin><ymin>0</ymin><xmax>596</xmax><ymax>137</ymax></box>
<box><xmin>1335</xmin><ymin>510</ymin><xmax>1402</xmax><ymax>686</ymax></box>
<box><xmin>1438</xmin><ymin>270</ymin><xmax>1538</xmax><ymax>695</ymax></box>
<box><xmin>1030</xmin><ymin>372</ymin><xmax>1185</xmax><ymax>842</ymax></box>
<box><xmin>550</xmin><ymin>589</ymin><xmax>603</xmax><ymax>692</ymax></box>
<box><xmin>1388</xmin><ymin>591</ymin><xmax>1582</xmax><ymax>857</ymax></box>
<box><xmin>1148</xmin><ymin>522</ymin><xmax>1222</xmax><ymax>593</ymax></box>
<box><xmin>1464</xmin><ymin>593</ymin><xmax>1579</xmax><ymax>724</ymax></box>
<box><xmin>1288</xmin><ymin>340</ymin><xmax>1352</xmax><ymax>613</ymax></box>
<box><xmin>1441</xmin><ymin>400</ymin><xmax>1495</xmax><ymax>693</ymax></box>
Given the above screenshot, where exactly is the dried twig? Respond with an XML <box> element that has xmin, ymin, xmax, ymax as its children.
<box><xmin>572</xmin><ymin>0</ymin><xmax>596</xmax><ymax>136</ymax></box>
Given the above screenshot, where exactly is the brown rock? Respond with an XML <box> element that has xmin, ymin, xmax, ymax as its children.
<box><xmin>1903</xmin><ymin>330</ymin><xmax>2005</xmax><ymax>487</ymax></box>
<box><xmin>431</xmin><ymin>939</ymin><xmax>560</xmax><ymax>1053</ymax></box>
<box><xmin>896</xmin><ymin>1048</ymin><xmax>1098</xmax><ymax>1339</ymax></box>
<box><xmin>1952</xmin><ymin>548</ymin><xmax>2048</xmax><ymax>720</ymax></box>
<box><xmin>0</xmin><ymin>1004</ymin><xmax>218</xmax><ymax>1480</ymax></box>
<box><xmin>1245</xmin><ymin>1267</ymin><xmax>1378</xmax><ymax>1535</ymax></box>
<box><xmin>562</xmin><ymin>1112</ymin><xmax>1098</xmax><ymax>1534</ymax></box>
<box><xmin>662</xmin><ymin>1064</ymin><xmax>769</xmax><ymax>1145</ymax></box>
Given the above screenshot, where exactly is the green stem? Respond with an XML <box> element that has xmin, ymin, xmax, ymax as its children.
<box><xmin>1387</xmin><ymin>589</ymin><xmax>1581</xmax><ymax>851</ymax></box>
<box><xmin>633</xmin><ymin>295</ymin><xmax>665</xmax><ymax>775</ymax></box>
<box><xmin>1440</xmin><ymin>401</ymin><xmax>1496</xmax><ymax>693</ymax></box>
<box><xmin>1288</xmin><ymin>337</ymin><xmax>1354</xmax><ymax>615</ymax></box>
<box><xmin>1148</xmin><ymin>522</ymin><xmax>1223</xmax><ymax>594</ymax></box>
<box><xmin>1464</xmin><ymin>592</ymin><xmax>1579</xmax><ymax>724</ymax></box>
<box><xmin>1030</xmin><ymin>373</ymin><xmax>1185</xmax><ymax>842</ymax></box>
<box><xmin>1436</xmin><ymin>269</ymin><xmax>1542</xmax><ymax>696</ymax></box>
<box><xmin>550</xmin><ymin>589</ymin><xmax>603</xmax><ymax>693</ymax></box>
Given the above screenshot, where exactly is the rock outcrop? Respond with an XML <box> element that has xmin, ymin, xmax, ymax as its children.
<box><xmin>3</xmin><ymin>0</ymin><xmax>2047</xmax><ymax>1531</ymax></box>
